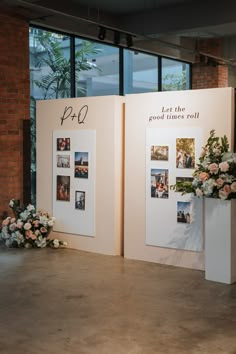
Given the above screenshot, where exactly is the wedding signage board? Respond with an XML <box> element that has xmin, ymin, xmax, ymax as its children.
<box><xmin>146</xmin><ymin>127</ymin><xmax>203</xmax><ymax>251</ymax></box>
<box><xmin>124</xmin><ymin>87</ymin><xmax>234</xmax><ymax>270</ymax></box>
<box><xmin>53</xmin><ymin>130</ymin><xmax>96</xmax><ymax>237</ymax></box>
<box><xmin>36</xmin><ymin>95</ymin><xmax>124</xmax><ymax>256</ymax></box>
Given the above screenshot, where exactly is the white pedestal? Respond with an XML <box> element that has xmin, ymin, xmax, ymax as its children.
<box><xmin>205</xmin><ymin>198</ymin><xmax>236</xmax><ymax>284</ymax></box>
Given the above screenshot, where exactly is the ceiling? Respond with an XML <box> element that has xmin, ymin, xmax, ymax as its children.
<box><xmin>3</xmin><ymin>0</ymin><xmax>236</xmax><ymax>63</ymax></box>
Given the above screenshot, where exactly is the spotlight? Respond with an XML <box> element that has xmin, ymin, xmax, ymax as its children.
<box><xmin>98</xmin><ymin>26</ymin><xmax>106</xmax><ymax>40</ymax></box>
<box><xmin>126</xmin><ymin>34</ymin><xmax>133</xmax><ymax>48</ymax></box>
<box><xmin>114</xmin><ymin>31</ymin><xmax>120</xmax><ymax>46</ymax></box>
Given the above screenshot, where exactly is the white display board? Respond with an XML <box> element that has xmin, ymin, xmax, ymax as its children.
<box><xmin>37</xmin><ymin>95</ymin><xmax>124</xmax><ymax>256</ymax></box>
<box><xmin>146</xmin><ymin>127</ymin><xmax>203</xmax><ymax>251</ymax></box>
<box><xmin>53</xmin><ymin>130</ymin><xmax>96</xmax><ymax>237</ymax></box>
<box><xmin>124</xmin><ymin>87</ymin><xmax>234</xmax><ymax>270</ymax></box>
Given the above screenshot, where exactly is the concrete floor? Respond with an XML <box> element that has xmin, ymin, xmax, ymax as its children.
<box><xmin>1</xmin><ymin>248</ymin><xmax>236</xmax><ymax>354</ymax></box>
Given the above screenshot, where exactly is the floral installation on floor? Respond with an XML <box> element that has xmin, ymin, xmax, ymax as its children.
<box><xmin>171</xmin><ymin>129</ymin><xmax>236</xmax><ymax>200</ymax></box>
<box><xmin>0</xmin><ymin>199</ymin><xmax>67</xmax><ymax>249</ymax></box>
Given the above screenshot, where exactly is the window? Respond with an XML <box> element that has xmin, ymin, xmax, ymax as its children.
<box><xmin>161</xmin><ymin>58</ymin><xmax>190</xmax><ymax>91</ymax></box>
<box><xmin>124</xmin><ymin>50</ymin><xmax>158</xmax><ymax>94</ymax></box>
<box><xmin>75</xmin><ymin>39</ymin><xmax>120</xmax><ymax>97</ymax></box>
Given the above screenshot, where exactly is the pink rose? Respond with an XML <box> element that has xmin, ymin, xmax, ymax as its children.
<box><xmin>199</xmin><ymin>172</ymin><xmax>209</xmax><ymax>182</ymax></box>
<box><xmin>231</xmin><ymin>182</ymin><xmax>236</xmax><ymax>192</ymax></box>
<box><xmin>33</xmin><ymin>220</ymin><xmax>40</xmax><ymax>227</ymax></box>
<box><xmin>219</xmin><ymin>184</ymin><xmax>231</xmax><ymax>200</ymax></box>
<box><xmin>208</xmin><ymin>163</ymin><xmax>219</xmax><ymax>174</ymax></box>
<box><xmin>216</xmin><ymin>178</ymin><xmax>224</xmax><ymax>188</ymax></box>
<box><xmin>25</xmin><ymin>230</ymin><xmax>36</xmax><ymax>240</ymax></box>
<box><xmin>219</xmin><ymin>161</ymin><xmax>229</xmax><ymax>172</ymax></box>
<box><xmin>40</xmin><ymin>227</ymin><xmax>47</xmax><ymax>234</ymax></box>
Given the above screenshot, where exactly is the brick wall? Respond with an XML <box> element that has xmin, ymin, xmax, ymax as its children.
<box><xmin>192</xmin><ymin>39</ymin><xmax>228</xmax><ymax>89</ymax></box>
<box><xmin>0</xmin><ymin>11</ymin><xmax>30</xmax><ymax>219</ymax></box>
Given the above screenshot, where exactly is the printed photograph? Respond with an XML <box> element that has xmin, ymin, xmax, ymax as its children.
<box><xmin>177</xmin><ymin>201</ymin><xmax>191</xmax><ymax>223</ymax></box>
<box><xmin>57</xmin><ymin>155</ymin><xmax>70</xmax><ymax>168</ymax></box>
<box><xmin>151</xmin><ymin>145</ymin><xmax>169</xmax><ymax>161</ymax></box>
<box><xmin>57</xmin><ymin>138</ymin><xmax>70</xmax><ymax>151</ymax></box>
<box><xmin>74</xmin><ymin>152</ymin><xmax>89</xmax><ymax>178</ymax></box>
<box><xmin>75</xmin><ymin>191</ymin><xmax>85</xmax><ymax>210</ymax></box>
<box><xmin>176</xmin><ymin>138</ymin><xmax>195</xmax><ymax>169</ymax></box>
<box><xmin>56</xmin><ymin>175</ymin><xmax>70</xmax><ymax>201</ymax></box>
<box><xmin>175</xmin><ymin>177</ymin><xmax>193</xmax><ymax>192</ymax></box>
<box><xmin>151</xmin><ymin>168</ymin><xmax>169</xmax><ymax>198</ymax></box>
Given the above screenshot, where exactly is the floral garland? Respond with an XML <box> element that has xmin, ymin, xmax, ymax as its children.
<box><xmin>0</xmin><ymin>199</ymin><xmax>67</xmax><ymax>248</ymax></box>
<box><xmin>171</xmin><ymin>130</ymin><xmax>236</xmax><ymax>200</ymax></box>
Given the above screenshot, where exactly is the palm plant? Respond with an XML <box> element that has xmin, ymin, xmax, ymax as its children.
<box><xmin>33</xmin><ymin>31</ymin><xmax>100</xmax><ymax>99</ymax></box>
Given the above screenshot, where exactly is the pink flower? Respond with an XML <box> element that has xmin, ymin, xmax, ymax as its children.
<box><xmin>231</xmin><ymin>182</ymin><xmax>236</xmax><ymax>192</ymax></box>
<box><xmin>208</xmin><ymin>163</ymin><xmax>219</xmax><ymax>174</ymax></box>
<box><xmin>219</xmin><ymin>184</ymin><xmax>231</xmax><ymax>199</ymax></box>
<box><xmin>40</xmin><ymin>227</ymin><xmax>47</xmax><ymax>234</ymax></box>
<box><xmin>25</xmin><ymin>230</ymin><xmax>36</xmax><ymax>240</ymax></box>
<box><xmin>219</xmin><ymin>161</ymin><xmax>229</xmax><ymax>172</ymax></box>
<box><xmin>199</xmin><ymin>172</ymin><xmax>209</xmax><ymax>182</ymax></box>
<box><xmin>33</xmin><ymin>220</ymin><xmax>40</xmax><ymax>227</ymax></box>
<box><xmin>10</xmin><ymin>218</ymin><xmax>16</xmax><ymax>223</ymax></box>
<box><xmin>216</xmin><ymin>178</ymin><xmax>224</xmax><ymax>188</ymax></box>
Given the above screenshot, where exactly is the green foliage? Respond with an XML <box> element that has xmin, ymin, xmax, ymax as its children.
<box><xmin>33</xmin><ymin>31</ymin><xmax>101</xmax><ymax>99</ymax></box>
<box><xmin>162</xmin><ymin>71</ymin><xmax>187</xmax><ymax>91</ymax></box>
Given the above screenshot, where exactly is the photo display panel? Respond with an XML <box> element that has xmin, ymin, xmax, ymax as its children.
<box><xmin>146</xmin><ymin>127</ymin><xmax>203</xmax><ymax>251</ymax></box>
<box><xmin>53</xmin><ymin>130</ymin><xmax>96</xmax><ymax>237</ymax></box>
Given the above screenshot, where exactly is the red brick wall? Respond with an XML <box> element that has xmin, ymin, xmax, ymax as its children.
<box><xmin>0</xmin><ymin>11</ymin><xmax>30</xmax><ymax>219</ymax></box>
<box><xmin>192</xmin><ymin>39</ymin><xmax>228</xmax><ymax>89</ymax></box>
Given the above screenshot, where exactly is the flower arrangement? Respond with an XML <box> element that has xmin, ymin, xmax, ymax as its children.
<box><xmin>0</xmin><ymin>199</ymin><xmax>67</xmax><ymax>249</ymax></box>
<box><xmin>171</xmin><ymin>130</ymin><xmax>236</xmax><ymax>200</ymax></box>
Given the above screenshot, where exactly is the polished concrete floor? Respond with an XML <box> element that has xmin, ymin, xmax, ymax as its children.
<box><xmin>1</xmin><ymin>247</ymin><xmax>236</xmax><ymax>354</ymax></box>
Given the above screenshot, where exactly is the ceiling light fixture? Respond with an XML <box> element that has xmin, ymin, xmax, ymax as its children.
<box><xmin>126</xmin><ymin>34</ymin><xmax>133</xmax><ymax>48</ymax></box>
<box><xmin>98</xmin><ymin>26</ymin><xmax>106</xmax><ymax>40</ymax></box>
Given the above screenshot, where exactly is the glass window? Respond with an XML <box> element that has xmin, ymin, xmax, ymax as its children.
<box><xmin>30</xmin><ymin>28</ymin><xmax>71</xmax><ymax>100</ymax></box>
<box><xmin>75</xmin><ymin>38</ymin><xmax>119</xmax><ymax>96</ymax></box>
<box><xmin>161</xmin><ymin>58</ymin><xmax>190</xmax><ymax>91</ymax></box>
<box><xmin>124</xmin><ymin>50</ymin><xmax>158</xmax><ymax>94</ymax></box>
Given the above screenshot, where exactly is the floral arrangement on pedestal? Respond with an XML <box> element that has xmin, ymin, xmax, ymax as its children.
<box><xmin>171</xmin><ymin>130</ymin><xmax>236</xmax><ymax>200</ymax></box>
<box><xmin>0</xmin><ymin>199</ymin><xmax>67</xmax><ymax>249</ymax></box>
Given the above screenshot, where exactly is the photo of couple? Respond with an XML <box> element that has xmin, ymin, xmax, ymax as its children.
<box><xmin>176</xmin><ymin>138</ymin><xmax>195</xmax><ymax>169</ymax></box>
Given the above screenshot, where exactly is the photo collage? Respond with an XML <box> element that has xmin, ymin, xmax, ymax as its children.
<box><xmin>56</xmin><ymin>137</ymin><xmax>87</xmax><ymax>211</ymax></box>
<box><xmin>150</xmin><ymin>138</ymin><xmax>195</xmax><ymax>224</ymax></box>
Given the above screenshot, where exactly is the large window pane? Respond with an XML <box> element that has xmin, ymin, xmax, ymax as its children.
<box><xmin>29</xmin><ymin>28</ymin><xmax>71</xmax><ymax>205</ymax></box>
<box><xmin>75</xmin><ymin>39</ymin><xmax>119</xmax><ymax>96</ymax></box>
<box><xmin>161</xmin><ymin>58</ymin><xmax>190</xmax><ymax>91</ymax></box>
<box><xmin>30</xmin><ymin>28</ymin><xmax>71</xmax><ymax>100</ymax></box>
<box><xmin>124</xmin><ymin>50</ymin><xmax>158</xmax><ymax>94</ymax></box>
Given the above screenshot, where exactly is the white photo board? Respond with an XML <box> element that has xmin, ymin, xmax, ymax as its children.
<box><xmin>146</xmin><ymin>127</ymin><xmax>203</xmax><ymax>251</ymax></box>
<box><xmin>53</xmin><ymin>130</ymin><xmax>96</xmax><ymax>237</ymax></box>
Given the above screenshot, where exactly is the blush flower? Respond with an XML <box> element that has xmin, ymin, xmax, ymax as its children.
<box><xmin>199</xmin><ymin>172</ymin><xmax>209</xmax><ymax>182</ymax></box>
<box><xmin>216</xmin><ymin>178</ymin><xmax>224</xmax><ymax>188</ymax></box>
<box><xmin>231</xmin><ymin>181</ymin><xmax>236</xmax><ymax>192</ymax></box>
<box><xmin>208</xmin><ymin>163</ymin><xmax>219</xmax><ymax>174</ymax></box>
<box><xmin>219</xmin><ymin>161</ymin><xmax>229</xmax><ymax>172</ymax></box>
<box><xmin>219</xmin><ymin>184</ymin><xmax>231</xmax><ymax>200</ymax></box>
<box><xmin>24</xmin><ymin>222</ymin><xmax>32</xmax><ymax>230</ymax></box>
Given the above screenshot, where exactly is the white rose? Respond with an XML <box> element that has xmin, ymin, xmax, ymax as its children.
<box><xmin>27</xmin><ymin>204</ymin><xmax>35</xmax><ymax>212</ymax></box>
<box><xmin>53</xmin><ymin>239</ymin><xmax>60</xmax><ymax>248</ymax></box>
<box><xmin>9</xmin><ymin>200</ymin><xmax>14</xmax><ymax>207</ymax></box>
<box><xmin>48</xmin><ymin>219</ymin><xmax>54</xmax><ymax>227</ymax></box>
<box><xmin>24</xmin><ymin>222</ymin><xmax>32</xmax><ymax>230</ymax></box>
